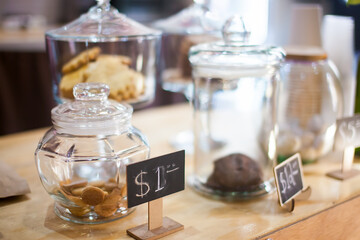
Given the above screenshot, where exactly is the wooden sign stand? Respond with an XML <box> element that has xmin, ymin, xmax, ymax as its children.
<box><xmin>127</xmin><ymin>198</ymin><xmax>184</xmax><ymax>240</ymax></box>
<box><xmin>327</xmin><ymin>146</ymin><xmax>360</xmax><ymax>180</ymax></box>
<box><xmin>281</xmin><ymin>186</ymin><xmax>312</xmax><ymax>212</ymax></box>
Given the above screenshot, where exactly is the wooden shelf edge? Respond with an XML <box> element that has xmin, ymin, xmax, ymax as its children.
<box><xmin>257</xmin><ymin>194</ymin><xmax>360</xmax><ymax>240</ymax></box>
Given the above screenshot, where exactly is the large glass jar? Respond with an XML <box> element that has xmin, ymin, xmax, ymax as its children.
<box><xmin>188</xmin><ymin>16</ymin><xmax>285</xmax><ymax>199</ymax></box>
<box><xmin>35</xmin><ymin>83</ymin><xmax>150</xmax><ymax>224</ymax></box>
<box><xmin>152</xmin><ymin>1</ymin><xmax>219</xmax><ymax>95</ymax></box>
<box><xmin>46</xmin><ymin>0</ymin><xmax>161</xmax><ymax>109</ymax></box>
<box><xmin>277</xmin><ymin>46</ymin><xmax>343</xmax><ymax>164</ymax></box>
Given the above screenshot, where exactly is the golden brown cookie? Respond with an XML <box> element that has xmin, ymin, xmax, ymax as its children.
<box><xmin>98</xmin><ymin>54</ymin><xmax>132</xmax><ymax>66</ymax></box>
<box><xmin>106</xmin><ymin>69</ymin><xmax>145</xmax><ymax>101</ymax></box>
<box><xmin>71</xmin><ymin>187</ymin><xmax>86</xmax><ymax>196</ymax></box>
<box><xmin>61</xmin><ymin>179</ymin><xmax>88</xmax><ymax>193</ymax></box>
<box><xmin>59</xmin><ymin>188</ymin><xmax>88</xmax><ymax>208</ymax></box>
<box><xmin>81</xmin><ymin>186</ymin><xmax>106</xmax><ymax>206</ymax></box>
<box><xmin>89</xmin><ymin>180</ymin><xmax>105</xmax><ymax>188</ymax></box>
<box><xmin>103</xmin><ymin>182</ymin><xmax>118</xmax><ymax>192</ymax></box>
<box><xmin>67</xmin><ymin>206</ymin><xmax>91</xmax><ymax>217</ymax></box>
<box><xmin>62</xmin><ymin>47</ymin><xmax>101</xmax><ymax>74</ymax></box>
<box><xmin>108</xmin><ymin>178</ymin><xmax>117</xmax><ymax>183</ymax></box>
<box><xmin>85</xmin><ymin>55</ymin><xmax>145</xmax><ymax>101</ymax></box>
<box><xmin>94</xmin><ymin>188</ymin><xmax>122</xmax><ymax>217</ymax></box>
<box><xmin>59</xmin><ymin>65</ymin><xmax>88</xmax><ymax>99</ymax></box>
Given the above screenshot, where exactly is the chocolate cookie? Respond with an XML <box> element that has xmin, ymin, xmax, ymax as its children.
<box><xmin>207</xmin><ymin>153</ymin><xmax>263</xmax><ymax>192</ymax></box>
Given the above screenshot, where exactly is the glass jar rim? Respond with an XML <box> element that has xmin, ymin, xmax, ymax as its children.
<box><xmin>189</xmin><ymin>42</ymin><xmax>285</xmax><ymax>69</ymax></box>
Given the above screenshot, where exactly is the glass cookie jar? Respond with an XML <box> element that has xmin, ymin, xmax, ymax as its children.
<box><xmin>188</xmin><ymin>16</ymin><xmax>285</xmax><ymax>199</ymax></box>
<box><xmin>46</xmin><ymin>0</ymin><xmax>161</xmax><ymax>109</ymax></box>
<box><xmin>277</xmin><ymin>46</ymin><xmax>343</xmax><ymax>164</ymax></box>
<box><xmin>35</xmin><ymin>83</ymin><xmax>150</xmax><ymax>224</ymax></box>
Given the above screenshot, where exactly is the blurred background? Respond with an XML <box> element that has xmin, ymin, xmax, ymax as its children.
<box><xmin>0</xmin><ymin>0</ymin><xmax>359</xmax><ymax>135</ymax></box>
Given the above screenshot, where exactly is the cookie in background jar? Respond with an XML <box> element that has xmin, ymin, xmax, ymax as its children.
<box><xmin>59</xmin><ymin>47</ymin><xmax>145</xmax><ymax>102</ymax></box>
<box><xmin>85</xmin><ymin>55</ymin><xmax>145</xmax><ymax>101</ymax></box>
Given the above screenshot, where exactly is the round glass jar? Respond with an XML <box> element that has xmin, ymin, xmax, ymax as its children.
<box><xmin>188</xmin><ymin>16</ymin><xmax>285</xmax><ymax>199</ymax></box>
<box><xmin>35</xmin><ymin>83</ymin><xmax>150</xmax><ymax>224</ymax></box>
<box><xmin>46</xmin><ymin>0</ymin><xmax>161</xmax><ymax>109</ymax></box>
<box><xmin>277</xmin><ymin>46</ymin><xmax>343</xmax><ymax>164</ymax></box>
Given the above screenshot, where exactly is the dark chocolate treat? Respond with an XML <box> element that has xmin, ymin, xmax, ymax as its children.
<box><xmin>206</xmin><ymin>173</ymin><xmax>223</xmax><ymax>190</ymax></box>
<box><xmin>207</xmin><ymin>153</ymin><xmax>263</xmax><ymax>192</ymax></box>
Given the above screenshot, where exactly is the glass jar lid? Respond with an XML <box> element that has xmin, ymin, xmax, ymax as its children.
<box><xmin>152</xmin><ymin>1</ymin><xmax>211</xmax><ymax>34</ymax></box>
<box><xmin>52</xmin><ymin>82</ymin><xmax>133</xmax><ymax>135</ymax></box>
<box><xmin>46</xmin><ymin>0</ymin><xmax>161</xmax><ymax>42</ymax></box>
<box><xmin>189</xmin><ymin>16</ymin><xmax>285</xmax><ymax>72</ymax></box>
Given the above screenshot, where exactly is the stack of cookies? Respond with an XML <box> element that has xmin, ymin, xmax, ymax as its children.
<box><xmin>59</xmin><ymin>47</ymin><xmax>145</xmax><ymax>102</ymax></box>
<box><xmin>55</xmin><ymin>178</ymin><xmax>127</xmax><ymax>218</ymax></box>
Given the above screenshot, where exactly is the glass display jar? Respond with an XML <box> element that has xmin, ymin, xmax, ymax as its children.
<box><xmin>188</xmin><ymin>16</ymin><xmax>285</xmax><ymax>199</ymax></box>
<box><xmin>277</xmin><ymin>46</ymin><xmax>343</xmax><ymax>164</ymax></box>
<box><xmin>35</xmin><ymin>82</ymin><xmax>150</xmax><ymax>224</ymax></box>
<box><xmin>46</xmin><ymin>0</ymin><xmax>161</xmax><ymax>109</ymax></box>
<box><xmin>151</xmin><ymin>2</ymin><xmax>219</xmax><ymax>152</ymax></box>
<box><xmin>152</xmin><ymin>1</ymin><xmax>219</xmax><ymax>94</ymax></box>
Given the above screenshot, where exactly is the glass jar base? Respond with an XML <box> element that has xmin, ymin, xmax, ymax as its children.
<box><xmin>54</xmin><ymin>202</ymin><xmax>135</xmax><ymax>224</ymax></box>
<box><xmin>188</xmin><ymin>175</ymin><xmax>275</xmax><ymax>201</ymax></box>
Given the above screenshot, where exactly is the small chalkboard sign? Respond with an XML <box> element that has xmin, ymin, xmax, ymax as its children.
<box><xmin>126</xmin><ymin>150</ymin><xmax>185</xmax><ymax>208</ymax></box>
<box><xmin>334</xmin><ymin>114</ymin><xmax>360</xmax><ymax>151</ymax></box>
<box><xmin>274</xmin><ymin>153</ymin><xmax>305</xmax><ymax>206</ymax></box>
<box><xmin>126</xmin><ymin>150</ymin><xmax>185</xmax><ymax>240</ymax></box>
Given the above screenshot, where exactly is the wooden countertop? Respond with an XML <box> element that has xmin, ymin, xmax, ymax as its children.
<box><xmin>0</xmin><ymin>28</ymin><xmax>47</xmax><ymax>52</ymax></box>
<box><xmin>1</xmin><ymin>103</ymin><xmax>360</xmax><ymax>240</ymax></box>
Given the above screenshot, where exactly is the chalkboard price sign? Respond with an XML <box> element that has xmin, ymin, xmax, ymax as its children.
<box><xmin>274</xmin><ymin>153</ymin><xmax>305</xmax><ymax>206</ymax></box>
<box><xmin>334</xmin><ymin>114</ymin><xmax>360</xmax><ymax>151</ymax></box>
<box><xmin>126</xmin><ymin>150</ymin><xmax>185</xmax><ymax>208</ymax></box>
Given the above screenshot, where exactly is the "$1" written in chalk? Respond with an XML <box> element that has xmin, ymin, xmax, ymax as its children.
<box><xmin>126</xmin><ymin>150</ymin><xmax>185</xmax><ymax>208</ymax></box>
<box><xmin>135</xmin><ymin>166</ymin><xmax>171</xmax><ymax>198</ymax></box>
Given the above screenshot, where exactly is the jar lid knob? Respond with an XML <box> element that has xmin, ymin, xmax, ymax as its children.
<box><xmin>222</xmin><ymin>15</ymin><xmax>250</xmax><ymax>44</ymax></box>
<box><xmin>96</xmin><ymin>0</ymin><xmax>111</xmax><ymax>10</ymax></box>
<box><xmin>193</xmin><ymin>0</ymin><xmax>210</xmax><ymax>6</ymax></box>
<box><xmin>73</xmin><ymin>83</ymin><xmax>110</xmax><ymax>101</ymax></box>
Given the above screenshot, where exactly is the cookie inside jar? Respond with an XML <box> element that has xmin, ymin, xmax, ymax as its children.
<box><xmin>53</xmin><ymin>177</ymin><xmax>128</xmax><ymax>220</ymax></box>
<box><xmin>59</xmin><ymin>47</ymin><xmax>145</xmax><ymax>103</ymax></box>
<box><xmin>206</xmin><ymin>153</ymin><xmax>264</xmax><ymax>193</ymax></box>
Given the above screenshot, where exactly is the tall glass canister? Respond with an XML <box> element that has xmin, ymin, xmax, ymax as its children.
<box><xmin>277</xmin><ymin>46</ymin><xmax>343</xmax><ymax>164</ymax></box>
<box><xmin>188</xmin><ymin>16</ymin><xmax>285</xmax><ymax>199</ymax></box>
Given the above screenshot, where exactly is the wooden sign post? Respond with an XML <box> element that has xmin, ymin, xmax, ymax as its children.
<box><xmin>327</xmin><ymin>115</ymin><xmax>360</xmax><ymax>180</ymax></box>
<box><xmin>126</xmin><ymin>150</ymin><xmax>185</xmax><ymax>240</ymax></box>
<box><xmin>274</xmin><ymin>153</ymin><xmax>311</xmax><ymax>212</ymax></box>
